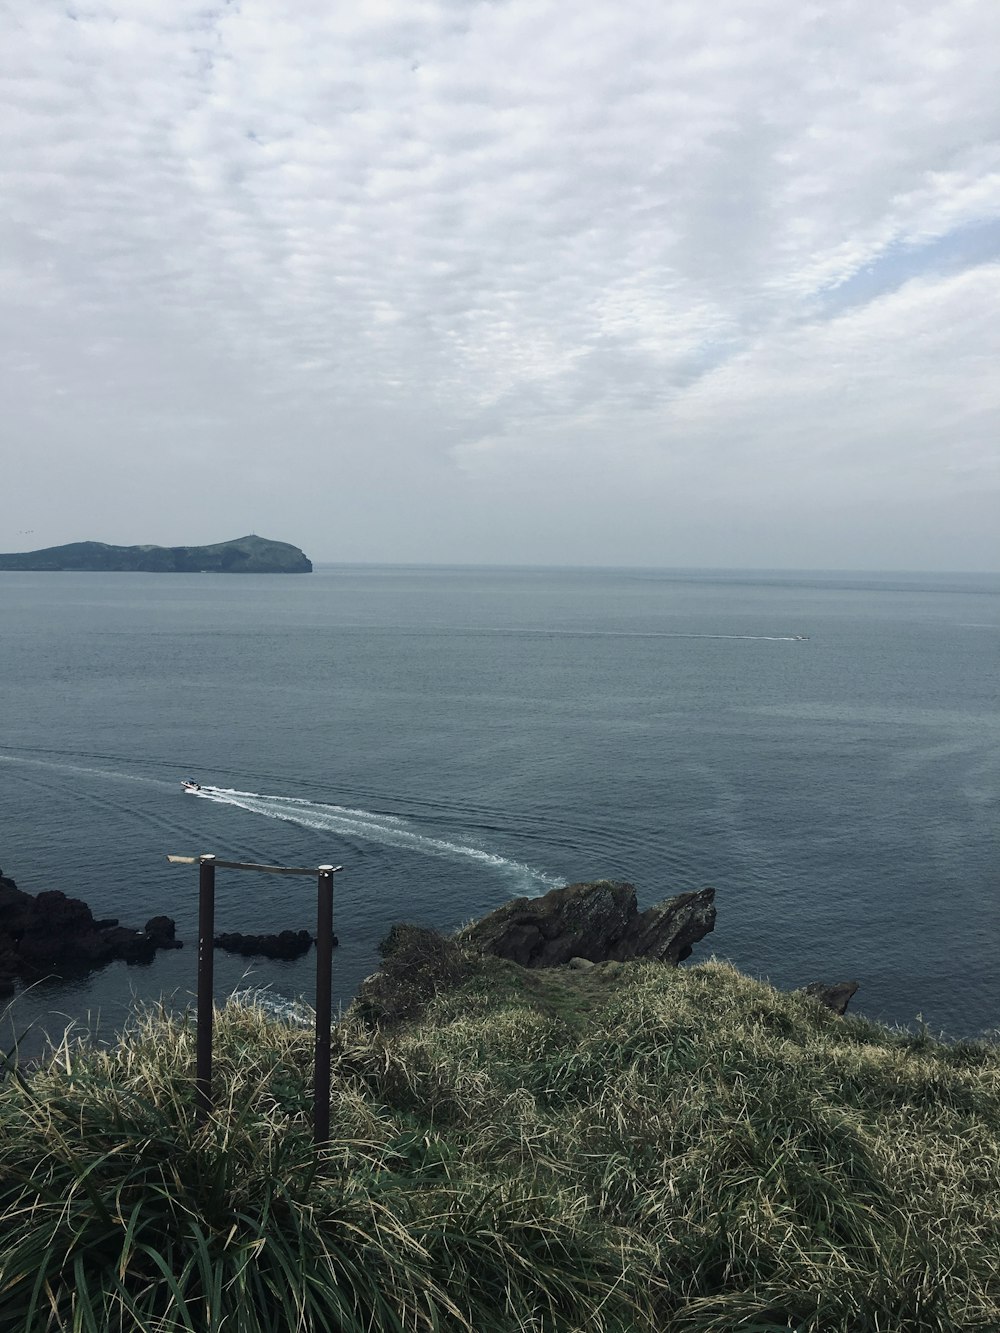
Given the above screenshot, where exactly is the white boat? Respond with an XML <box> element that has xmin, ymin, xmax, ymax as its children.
<box><xmin>181</xmin><ymin>780</ymin><xmax>201</xmax><ymax>793</ymax></box>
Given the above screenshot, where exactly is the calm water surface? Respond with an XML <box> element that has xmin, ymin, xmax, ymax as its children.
<box><xmin>1</xmin><ymin>565</ymin><xmax>997</xmax><ymax>1044</ymax></box>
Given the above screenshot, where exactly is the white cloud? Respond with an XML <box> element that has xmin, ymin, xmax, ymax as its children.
<box><xmin>1</xmin><ymin>0</ymin><xmax>998</xmax><ymax>567</ymax></box>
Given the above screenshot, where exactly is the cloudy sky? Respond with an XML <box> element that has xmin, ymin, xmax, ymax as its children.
<box><xmin>3</xmin><ymin>0</ymin><xmax>999</xmax><ymax>569</ymax></box>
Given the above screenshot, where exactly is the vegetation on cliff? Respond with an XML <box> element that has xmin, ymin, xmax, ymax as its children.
<box><xmin>0</xmin><ymin>947</ymin><xmax>997</xmax><ymax>1331</ymax></box>
<box><xmin>0</xmin><ymin>534</ymin><xmax>312</xmax><ymax>573</ymax></box>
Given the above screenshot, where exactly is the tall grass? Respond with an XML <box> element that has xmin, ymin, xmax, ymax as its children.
<box><xmin>0</xmin><ymin>957</ymin><xmax>997</xmax><ymax>1331</ymax></box>
<box><xmin>0</xmin><ymin>1000</ymin><xmax>632</xmax><ymax>1332</ymax></box>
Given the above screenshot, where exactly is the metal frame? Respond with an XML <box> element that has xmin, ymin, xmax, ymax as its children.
<box><xmin>167</xmin><ymin>853</ymin><xmax>343</xmax><ymax>1146</ymax></box>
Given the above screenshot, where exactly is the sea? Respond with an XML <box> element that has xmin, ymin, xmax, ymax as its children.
<box><xmin>1</xmin><ymin>564</ymin><xmax>997</xmax><ymax>1049</ymax></box>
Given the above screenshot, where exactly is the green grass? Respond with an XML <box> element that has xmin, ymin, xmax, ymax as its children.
<box><xmin>1</xmin><ymin>954</ymin><xmax>998</xmax><ymax>1331</ymax></box>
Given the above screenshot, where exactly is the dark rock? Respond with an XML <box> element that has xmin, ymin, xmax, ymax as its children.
<box><xmin>613</xmin><ymin>888</ymin><xmax>718</xmax><ymax>964</ymax></box>
<box><xmin>17</xmin><ymin>905</ymin><xmax>153</xmax><ymax>971</ymax></box>
<box><xmin>0</xmin><ymin>872</ymin><xmax>182</xmax><ymax>989</ymax></box>
<box><xmin>144</xmin><ymin>916</ymin><xmax>181</xmax><ymax>949</ymax></box>
<box><xmin>0</xmin><ymin>875</ymin><xmax>35</xmax><ymax>934</ymax></box>
<box><xmin>801</xmin><ymin>981</ymin><xmax>859</xmax><ymax>1015</ymax></box>
<box><xmin>460</xmin><ymin>880</ymin><xmax>633</xmax><ymax>967</ymax></box>
<box><xmin>99</xmin><ymin>927</ymin><xmax>158</xmax><ymax>966</ymax></box>
<box><xmin>0</xmin><ymin>871</ymin><xmax>19</xmax><ymax>994</ymax></box>
<box><xmin>459</xmin><ymin>880</ymin><xmax>715</xmax><ymax>968</ymax></box>
<box><xmin>0</xmin><ymin>936</ymin><xmax>17</xmax><ymax>998</ymax></box>
<box><xmin>214</xmin><ymin>930</ymin><xmax>319</xmax><ymax>960</ymax></box>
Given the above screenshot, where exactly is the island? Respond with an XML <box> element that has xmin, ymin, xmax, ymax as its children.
<box><xmin>0</xmin><ymin>533</ymin><xmax>312</xmax><ymax>574</ymax></box>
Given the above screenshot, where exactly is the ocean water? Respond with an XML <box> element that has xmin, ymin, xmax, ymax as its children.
<box><xmin>1</xmin><ymin>565</ymin><xmax>997</xmax><ymax>1046</ymax></box>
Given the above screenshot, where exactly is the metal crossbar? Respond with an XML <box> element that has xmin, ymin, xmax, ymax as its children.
<box><xmin>167</xmin><ymin>855</ymin><xmax>331</xmax><ymax>876</ymax></box>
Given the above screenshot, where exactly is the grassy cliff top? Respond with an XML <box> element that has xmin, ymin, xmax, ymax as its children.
<box><xmin>0</xmin><ymin>952</ymin><xmax>997</xmax><ymax>1331</ymax></box>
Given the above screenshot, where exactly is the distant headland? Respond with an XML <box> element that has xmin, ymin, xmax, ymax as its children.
<box><xmin>0</xmin><ymin>534</ymin><xmax>312</xmax><ymax>574</ymax></box>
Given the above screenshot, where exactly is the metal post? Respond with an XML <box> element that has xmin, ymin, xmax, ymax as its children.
<box><xmin>314</xmin><ymin>865</ymin><xmax>335</xmax><ymax>1147</ymax></box>
<box><xmin>196</xmin><ymin>855</ymin><xmax>216</xmax><ymax>1123</ymax></box>
<box><xmin>169</xmin><ymin>850</ymin><xmax>341</xmax><ymax>1138</ymax></box>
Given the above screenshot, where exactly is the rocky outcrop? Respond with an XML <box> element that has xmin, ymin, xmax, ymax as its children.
<box><xmin>459</xmin><ymin>880</ymin><xmax>716</xmax><ymax>968</ymax></box>
<box><xmin>355</xmin><ymin>925</ymin><xmax>474</xmax><ymax>1026</ymax></box>
<box><xmin>0</xmin><ymin>534</ymin><xmax>312</xmax><ymax>574</ymax></box>
<box><xmin>801</xmin><ymin>981</ymin><xmax>859</xmax><ymax>1015</ymax></box>
<box><xmin>214</xmin><ymin>930</ymin><xmax>321</xmax><ymax>960</ymax></box>
<box><xmin>143</xmin><ymin>916</ymin><xmax>179</xmax><ymax>950</ymax></box>
<box><xmin>0</xmin><ymin>868</ymin><xmax>181</xmax><ymax>996</ymax></box>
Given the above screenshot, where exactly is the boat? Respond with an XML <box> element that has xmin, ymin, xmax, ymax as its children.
<box><xmin>181</xmin><ymin>780</ymin><xmax>201</xmax><ymax>793</ymax></box>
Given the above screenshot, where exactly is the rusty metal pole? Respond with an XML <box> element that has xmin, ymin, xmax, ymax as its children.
<box><xmin>314</xmin><ymin>865</ymin><xmax>335</xmax><ymax>1147</ymax></box>
<box><xmin>196</xmin><ymin>854</ymin><xmax>216</xmax><ymax>1124</ymax></box>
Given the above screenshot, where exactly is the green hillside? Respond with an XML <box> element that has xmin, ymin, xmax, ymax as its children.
<box><xmin>0</xmin><ymin>946</ymin><xmax>996</xmax><ymax>1331</ymax></box>
<box><xmin>0</xmin><ymin>534</ymin><xmax>312</xmax><ymax>573</ymax></box>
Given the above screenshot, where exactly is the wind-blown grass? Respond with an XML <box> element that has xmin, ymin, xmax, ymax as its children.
<box><xmin>0</xmin><ymin>956</ymin><xmax>997</xmax><ymax>1331</ymax></box>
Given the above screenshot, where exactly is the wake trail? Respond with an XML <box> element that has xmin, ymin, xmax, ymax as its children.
<box><xmin>6</xmin><ymin>764</ymin><xmax>269</xmax><ymax>862</ymax></box>
<box><xmin>0</xmin><ymin>751</ymin><xmax>165</xmax><ymax>787</ymax></box>
<box><xmin>0</xmin><ymin>752</ymin><xmax>563</xmax><ymax>891</ymax></box>
<box><xmin>192</xmin><ymin>786</ymin><xmax>562</xmax><ymax>890</ymax></box>
<box><xmin>463</xmin><ymin>629</ymin><xmax>810</xmax><ymax>642</ymax></box>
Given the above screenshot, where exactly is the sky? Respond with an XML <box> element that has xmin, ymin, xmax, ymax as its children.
<box><xmin>2</xmin><ymin>0</ymin><xmax>999</xmax><ymax>570</ymax></box>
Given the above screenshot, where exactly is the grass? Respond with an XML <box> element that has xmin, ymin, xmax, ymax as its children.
<box><xmin>0</xmin><ymin>951</ymin><xmax>998</xmax><ymax>1331</ymax></box>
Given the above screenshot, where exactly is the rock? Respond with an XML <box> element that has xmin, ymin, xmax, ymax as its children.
<box><xmin>97</xmin><ymin>927</ymin><xmax>159</xmax><ymax>966</ymax></box>
<box><xmin>0</xmin><ymin>875</ymin><xmax>34</xmax><ymax>935</ymax></box>
<box><xmin>144</xmin><ymin>916</ymin><xmax>182</xmax><ymax>949</ymax></box>
<box><xmin>213</xmin><ymin>930</ymin><xmax>319</xmax><ymax>960</ymax></box>
<box><xmin>0</xmin><ymin>872</ymin><xmax>20</xmax><ymax>994</ymax></box>
<box><xmin>0</xmin><ymin>935</ymin><xmax>17</xmax><ymax>998</ymax></box>
<box><xmin>15</xmin><ymin>894</ymin><xmax>163</xmax><ymax>971</ymax></box>
<box><xmin>801</xmin><ymin>981</ymin><xmax>859</xmax><ymax>1015</ymax></box>
<box><xmin>460</xmin><ymin>880</ymin><xmax>715</xmax><ymax>969</ymax></box>
<box><xmin>567</xmin><ymin>956</ymin><xmax>595</xmax><ymax>970</ymax></box>
<box><xmin>18</xmin><ymin>891</ymin><xmax>97</xmax><ymax>958</ymax></box>
<box><xmin>460</xmin><ymin>880</ymin><xmax>633</xmax><ymax>967</ymax></box>
<box><xmin>0</xmin><ymin>872</ymin><xmax>181</xmax><ymax>989</ymax></box>
<box><xmin>613</xmin><ymin>888</ymin><xmax>718</xmax><ymax>964</ymax></box>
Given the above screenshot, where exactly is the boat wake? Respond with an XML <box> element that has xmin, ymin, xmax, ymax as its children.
<box><xmin>190</xmin><ymin>785</ymin><xmax>563</xmax><ymax>890</ymax></box>
<box><xmin>465</xmin><ymin>629</ymin><xmax>810</xmax><ymax>642</ymax></box>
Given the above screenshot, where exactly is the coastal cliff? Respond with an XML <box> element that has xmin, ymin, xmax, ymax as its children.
<box><xmin>0</xmin><ymin>533</ymin><xmax>312</xmax><ymax>573</ymax></box>
<box><xmin>0</xmin><ymin>867</ymin><xmax>996</xmax><ymax>1330</ymax></box>
<box><xmin>1</xmin><ymin>919</ymin><xmax>996</xmax><ymax>1331</ymax></box>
